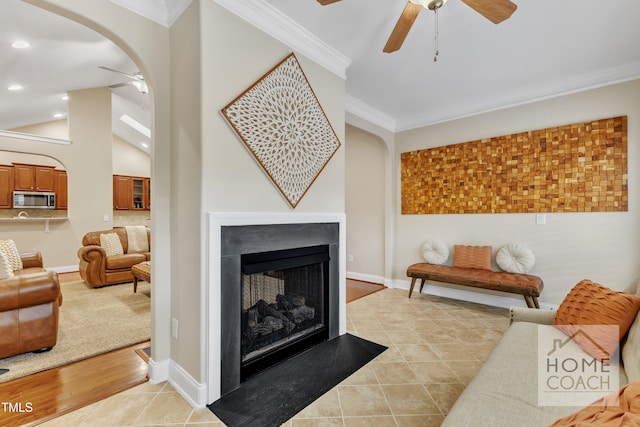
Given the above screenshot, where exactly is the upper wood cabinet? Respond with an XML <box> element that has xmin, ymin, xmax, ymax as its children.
<box><xmin>113</xmin><ymin>175</ymin><xmax>150</xmax><ymax>210</ymax></box>
<box><xmin>0</xmin><ymin>165</ymin><xmax>14</xmax><ymax>209</ymax></box>
<box><xmin>113</xmin><ymin>175</ymin><xmax>132</xmax><ymax>210</ymax></box>
<box><xmin>13</xmin><ymin>163</ymin><xmax>55</xmax><ymax>191</ymax></box>
<box><xmin>0</xmin><ymin>163</ymin><xmax>67</xmax><ymax>210</ymax></box>
<box><xmin>54</xmin><ymin>170</ymin><xmax>68</xmax><ymax>209</ymax></box>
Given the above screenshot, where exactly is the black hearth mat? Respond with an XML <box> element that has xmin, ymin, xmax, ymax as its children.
<box><xmin>208</xmin><ymin>333</ymin><xmax>387</xmax><ymax>427</ymax></box>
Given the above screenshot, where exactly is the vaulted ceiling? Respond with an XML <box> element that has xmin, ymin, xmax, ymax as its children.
<box><xmin>2</xmin><ymin>0</ymin><xmax>639</xmax><ymax>150</ymax></box>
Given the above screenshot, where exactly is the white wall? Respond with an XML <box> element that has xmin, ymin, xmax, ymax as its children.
<box><xmin>345</xmin><ymin>124</ymin><xmax>386</xmax><ymax>281</ymax></box>
<box><xmin>201</xmin><ymin>3</ymin><xmax>345</xmax><ymax>214</ymax></box>
<box><xmin>166</xmin><ymin>0</ymin><xmax>347</xmax><ymax>395</ymax></box>
<box><xmin>394</xmin><ymin>79</ymin><xmax>640</xmax><ymax>305</ymax></box>
<box><xmin>112</xmin><ymin>135</ymin><xmax>150</xmax><ymax>177</ymax></box>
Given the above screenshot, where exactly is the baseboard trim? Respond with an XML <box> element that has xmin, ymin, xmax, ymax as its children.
<box><xmin>148</xmin><ymin>357</ymin><xmax>170</xmax><ymax>384</ymax></box>
<box><xmin>391</xmin><ymin>278</ymin><xmax>557</xmax><ymax>311</ymax></box>
<box><xmin>346</xmin><ymin>271</ymin><xmax>386</xmax><ymax>285</ymax></box>
<box><xmin>169</xmin><ymin>360</ymin><xmax>208</xmax><ymax>409</ymax></box>
<box><xmin>47</xmin><ymin>265</ymin><xmax>78</xmax><ymax>273</ymax></box>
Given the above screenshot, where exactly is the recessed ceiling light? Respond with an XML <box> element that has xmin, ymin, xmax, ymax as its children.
<box><xmin>141</xmin><ymin>143</ymin><xmax>149</xmax><ymax>149</ymax></box>
<box><xmin>53</xmin><ymin>113</ymin><xmax>65</xmax><ymax>118</ymax></box>
<box><xmin>11</xmin><ymin>41</ymin><xmax>30</xmax><ymax>49</ymax></box>
<box><xmin>61</xmin><ymin>95</ymin><xmax>69</xmax><ymax>101</ymax></box>
<box><xmin>8</xmin><ymin>84</ymin><xmax>22</xmax><ymax>91</ymax></box>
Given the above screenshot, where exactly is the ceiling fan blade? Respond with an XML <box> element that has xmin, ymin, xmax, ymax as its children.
<box><xmin>383</xmin><ymin>2</ymin><xmax>422</xmax><ymax>53</ymax></box>
<box><xmin>108</xmin><ymin>82</ymin><xmax>134</xmax><ymax>89</ymax></box>
<box><xmin>317</xmin><ymin>0</ymin><xmax>341</xmax><ymax>5</ymax></box>
<box><xmin>99</xmin><ymin>65</ymin><xmax>141</xmax><ymax>80</ymax></box>
<box><xmin>461</xmin><ymin>0</ymin><xmax>517</xmax><ymax>24</ymax></box>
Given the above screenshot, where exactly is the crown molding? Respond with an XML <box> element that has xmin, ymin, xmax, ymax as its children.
<box><xmin>109</xmin><ymin>0</ymin><xmax>192</xmax><ymax>27</ymax></box>
<box><xmin>345</xmin><ymin>94</ymin><xmax>396</xmax><ymax>132</ymax></box>
<box><xmin>214</xmin><ymin>0</ymin><xmax>350</xmax><ymax>79</ymax></box>
<box><xmin>110</xmin><ymin>0</ymin><xmax>167</xmax><ymax>26</ymax></box>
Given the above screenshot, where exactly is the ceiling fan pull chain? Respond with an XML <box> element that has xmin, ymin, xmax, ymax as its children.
<box><xmin>433</xmin><ymin>6</ymin><xmax>439</xmax><ymax>62</ymax></box>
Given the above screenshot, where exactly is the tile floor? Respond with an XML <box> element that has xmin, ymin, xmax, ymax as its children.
<box><xmin>41</xmin><ymin>288</ymin><xmax>510</xmax><ymax>427</ymax></box>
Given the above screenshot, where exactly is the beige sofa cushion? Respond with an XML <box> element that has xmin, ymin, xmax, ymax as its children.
<box><xmin>623</xmin><ymin>282</ymin><xmax>640</xmax><ymax>383</ymax></box>
<box><xmin>100</xmin><ymin>232</ymin><xmax>124</xmax><ymax>257</ymax></box>
<box><xmin>0</xmin><ymin>251</ymin><xmax>14</xmax><ymax>279</ymax></box>
<box><xmin>442</xmin><ymin>322</ymin><xmax>587</xmax><ymax>426</ymax></box>
<box><xmin>0</xmin><ymin>239</ymin><xmax>23</xmax><ymax>271</ymax></box>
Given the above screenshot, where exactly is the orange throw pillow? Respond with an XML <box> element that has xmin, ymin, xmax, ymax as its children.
<box><xmin>553</xmin><ymin>280</ymin><xmax>640</xmax><ymax>360</ymax></box>
<box><xmin>453</xmin><ymin>245</ymin><xmax>492</xmax><ymax>271</ymax></box>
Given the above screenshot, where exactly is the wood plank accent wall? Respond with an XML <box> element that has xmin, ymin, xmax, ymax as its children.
<box><xmin>401</xmin><ymin>116</ymin><xmax>628</xmax><ymax>214</ymax></box>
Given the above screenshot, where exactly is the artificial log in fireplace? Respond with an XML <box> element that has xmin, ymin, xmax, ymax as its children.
<box><xmin>240</xmin><ymin>245</ymin><xmax>329</xmax><ymax>381</ymax></box>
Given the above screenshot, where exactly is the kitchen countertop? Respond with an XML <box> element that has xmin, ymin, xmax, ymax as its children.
<box><xmin>0</xmin><ymin>217</ymin><xmax>68</xmax><ymax>222</ymax></box>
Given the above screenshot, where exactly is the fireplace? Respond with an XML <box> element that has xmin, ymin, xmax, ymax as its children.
<box><xmin>211</xmin><ymin>217</ymin><xmax>344</xmax><ymax>399</ymax></box>
<box><xmin>240</xmin><ymin>245</ymin><xmax>330</xmax><ymax>380</ymax></box>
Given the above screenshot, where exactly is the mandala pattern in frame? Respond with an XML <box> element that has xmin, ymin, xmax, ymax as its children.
<box><xmin>221</xmin><ymin>53</ymin><xmax>342</xmax><ymax>208</ymax></box>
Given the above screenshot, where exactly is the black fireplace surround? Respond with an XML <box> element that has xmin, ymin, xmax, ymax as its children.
<box><xmin>220</xmin><ymin>222</ymin><xmax>340</xmax><ymax>396</ymax></box>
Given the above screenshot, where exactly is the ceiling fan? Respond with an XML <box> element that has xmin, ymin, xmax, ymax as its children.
<box><xmin>98</xmin><ymin>66</ymin><xmax>149</xmax><ymax>94</ymax></box>
<box><xmin>317</xmin><ymin>0</ymin><xmax>517</xmax><ymax>53</ymax></box>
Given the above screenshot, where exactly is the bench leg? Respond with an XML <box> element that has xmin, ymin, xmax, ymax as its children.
<box><xmin>523</xmin><ymin>295</ymin><xmax>541</xmax><ymax>309</ymax></box>
<box><xmin>408</xmin><ymin>278</ymin><xmax>417</xmax><ymax>298</ymax></box>
<box><xmin>133</xmin><ymin>277</ymin><xmax>139</xmax><ymax>293</ymax></box>
<box><xmin>408</xmin><ymin>278</ymin><xmax>427</xmax><ymax>298</ymax></box>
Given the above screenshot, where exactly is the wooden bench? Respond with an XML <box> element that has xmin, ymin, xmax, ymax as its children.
<box><xmin>406</xmin><ymin>263</ymin><xmax>543</xmax><ymax>308</ymax></box>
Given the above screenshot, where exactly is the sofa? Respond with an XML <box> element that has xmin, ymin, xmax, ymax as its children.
<box><xmin>0</xmin><ymin>252</ymin><xmax>63</xmax><ymax>359</ymax></box>
<box><xmin>442</xmin><ymin>278</ymin><xmax>640</xmax><ymax>426</ymax></box>
<box><xmin>77</xmin><ymin>227</ymin><xmax>150</xmax><ymax>288</ymax></box>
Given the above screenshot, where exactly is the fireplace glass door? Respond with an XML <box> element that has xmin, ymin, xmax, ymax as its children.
<box><xmin>240</xmin><ymin>245</ymin><xmax>329</xmax><ymax>380</ymax></box>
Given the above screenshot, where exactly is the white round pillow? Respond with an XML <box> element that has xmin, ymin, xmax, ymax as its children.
<box><xmin>496</xmin><ymin>243</ymin><xmax>535</xmax><ymax>274</ymax></box>
<box><xmin>421</xmin><ymin>240</ymin><xmax>449</xmax><ymax>265</ymax></box>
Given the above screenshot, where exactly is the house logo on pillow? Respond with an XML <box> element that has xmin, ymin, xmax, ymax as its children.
<box><xmin>537</xmin><ymin>324</ymin><xmax>620</xmax><ymax>407</ymax></box>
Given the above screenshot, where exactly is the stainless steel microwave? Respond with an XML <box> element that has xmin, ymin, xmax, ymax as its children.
<box><xmin>13</xmin><ymin>191</ymin><xmax>56</xmax><ymax>209</ymax></box>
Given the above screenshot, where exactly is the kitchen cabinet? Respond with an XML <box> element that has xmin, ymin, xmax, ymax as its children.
<box><xmin>0</xmin><ymin>165</ymin><xmax>13</xmax><ymax>209</ymax></box>
<box><xmin>113</xmin><ymin>175</ymin><xmax>150</xmax><ymax>210</ymax></box>
<box><xmin>13</xmin><ymin>163</ymin><xmax>55</xmax><ymax>191</ymax></box>
<box><xmin>54</xmin><ymin>170</ymin><xmax>68</xmax><ymax>209</ymax></box>
<box><xmin>113</xmin><ymin>175</ymin><xmax>132</xmax><ymax>210</ymax></box>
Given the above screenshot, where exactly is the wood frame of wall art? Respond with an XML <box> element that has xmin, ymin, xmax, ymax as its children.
<box><xmin>221</xmin><ymin>53</ymin><xmax>342</xmax><ymax>209</ymax></box>
<box><xmin>401</xmin><ymin>116</ymin><xmax>628</xmax><ymax>214</ymax></box>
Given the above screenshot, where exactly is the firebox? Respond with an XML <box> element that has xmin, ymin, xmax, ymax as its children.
<box><xmin>240</xmin><ymin>245</ymin><xmax>329</xmax><ymax>380</ymax></box>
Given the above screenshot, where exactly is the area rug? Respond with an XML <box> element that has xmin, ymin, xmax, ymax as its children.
<box><xmin>208</xmin><ymin>333</ymin><xmax>387</xmax><ymax>427</ymax></box>
<box><xmin>0</xmin><ymin>280</ymin><xmax>150</xmax><ymax>383</ymax></box>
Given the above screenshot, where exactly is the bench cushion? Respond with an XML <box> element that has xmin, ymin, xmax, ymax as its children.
<box><xmin>407</xmin><ymin>263</ymin><xmax>543</xmax><ymax>297</ymax></box>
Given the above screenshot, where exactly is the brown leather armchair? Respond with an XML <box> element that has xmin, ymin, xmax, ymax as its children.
<box><xmin>0</xmin><ymin>252</ymin><xmax>63</xmax><ymax>359</ymax></box>
<box><xmin>77</xmin><ymin>227</ymin><xmax>151</xmax><ymax>288</ymax></box>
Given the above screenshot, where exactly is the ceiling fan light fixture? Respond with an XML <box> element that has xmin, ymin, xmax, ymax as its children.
<box><xmin>410</xmin><ymin>0</ymin><xmax>447</xmax><ymax>10</ymax></box>
<box><xmin>132</xmin><ymin>80</ymin><xmax>148</xmax><ymax>94</ymax></box>
<box><xmin>427</xmin><ymin>0</ymin><xmax>447</xmax><ymax>10</ymax></box>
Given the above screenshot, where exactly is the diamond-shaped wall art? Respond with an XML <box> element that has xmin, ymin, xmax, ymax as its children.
<box><xmin>221</xmin><ymin>53</ymin><xmax>342</xmax><ymax>208</ymax></box>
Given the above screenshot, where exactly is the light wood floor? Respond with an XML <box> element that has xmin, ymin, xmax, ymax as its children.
<box><xmin>0</xmin><ymin>274</ymin><xmax>384</xmax><ymax>426</ymax></box>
